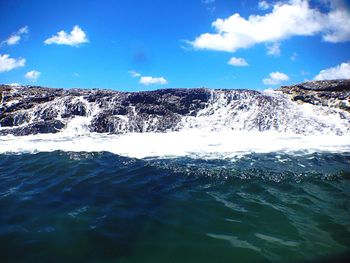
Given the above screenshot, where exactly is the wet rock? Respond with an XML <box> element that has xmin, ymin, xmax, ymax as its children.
<box><xmin>0</xmin><ymin>85</ymin><xmax>11</xmax><ymax>103</ymax></box>
<box><xmin>1</xmin><ymin>80</ymin><xmax>349</xmax><ymax>136</ymax></box>
<box><xmin>62</xmin><ymin>101</ymin><xmax>87</xmax><ymax>117</ymax></box>
<box><xmin>0</xmin><ymin>112</ymin><xmax>30</xmax><ymax>127</ymax></box>
<box><xmin>0</xmin><ymin>120</ymin><xmax>65</xmax><ymax>136</ymax></box>
<box><xmin>278</xmin><ymin>79</ymin><xmax>350</xmax><ymax>112</ymax></box>
<box><xmin>39</xmin><ymin>107</ymin><xmax>59</xmax><ymax>121</ymax></box>
<box><xmin>112</xmin><ymin>107</ymin><xmax>128</xmax><ymax>116</ymax></box>
<box><xmin>90</xmin><ymin>114</ymin><xmax>119</xmax><ymax>133</ymax></box>
<box><xmin>137</xmin><ymin>105</ymin><xmax>168</xmax><ymax>115</ymax></box>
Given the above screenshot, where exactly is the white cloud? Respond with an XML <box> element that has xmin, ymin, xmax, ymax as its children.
<box><xmin>139</xmin><ymin>76</ymin><xmax>168</xmax><ymax>86</ymax></box>
<box><xmin>266</xmin><ymin>42</ymin><xmax>281</xmax><ymax>56</ymax></box>
<box><xmin>0</xmin><ymin>54</ymin><xmax>25</xmax><ymax>72</ymax></box>
<box><xmin>6</xmin><ymin>35</ymin><xmax>21</xmax><ymax>46</ymax></box>
<box><xmin>263</xmin><ymin>72</ymin><xmax>289</xmax><ymax>85</ymax></box>
<box><xmin>322</xmin><ymin>6</ymin><xmax>350</xmax><ymax>42</ymax></box>
<box><xmin>44</xmin><ymin>25</ymin><xmax>89</xmax><ymax>47</ymax></box>
<box><xmin>314</xmin><ymin>62</ymin><xmax>350</xmax><ymax>80</ymax></box>
<box><xmin>190</xmin><ymin>0</ymin><xmax>350</xmax><ymax>52</ymax></box>
<box><xmin>1</xmin><ymin>26</ymin><xmax>28</xmax><ymax>46</ymax></box>
<box><xmin>128</xmin><ymin>70</ymin><xmax>141</xmax><ymax>78</ymax></box>
<box><xmin>129</xmin><ymin>71</ymin><xmax>168</xmax><ymax>85</ymax></box>
<box><xmin>259</xmin><ymin>1</ymin><xmax>271</xmax><ymax>10</ymax></box>
<box><xmin>25</xmin><ymin>70</ymin><xmax>41</xmax><ymax>81</ymax></box>
<box><xmin>228</xmin><ymin>57</ymin><xmax>249</xmax><ymax>66</ymax></box>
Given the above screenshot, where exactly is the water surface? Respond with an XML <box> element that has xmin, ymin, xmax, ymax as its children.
<box><xmin>0</xmin><ymin>151</ymin><xmax>349</xmax><ymax>263</ymax></box>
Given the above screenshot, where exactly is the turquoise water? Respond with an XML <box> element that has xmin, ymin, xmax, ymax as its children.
<box><xmin>0</xmin><ymin>152</ymin><xmax>349</xmax><ymax>262</ymax></box>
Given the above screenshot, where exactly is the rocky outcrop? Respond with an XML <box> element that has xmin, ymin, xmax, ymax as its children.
<box><xmin>0</xmin><ymin>80</ymin><xmax>349</xmax><ymax>136</ymax></box>
<box><xmin>278</xmin><ymin>79</ymin><xmax>350</xmax><ymax>112</ymax></box>
<box><xmin>0</xmin><ymin>85</ymin><xmax>211</xmax><ymax>136</ymax></box>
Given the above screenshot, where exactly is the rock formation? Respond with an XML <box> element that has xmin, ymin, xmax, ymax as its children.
<box><xmin>278</xmin><ymin>79</ymin><xmax>350</xmax><ymax>112</ymax></box>
<box><xmin>0</xmin><ymin>85</ymin><xmax>211</xmax><ymax>136</ymax></box>
<box><xmin>0</xmin><ymin>79</ymin><xmax>349</xmax><ymax>136</ymax></box>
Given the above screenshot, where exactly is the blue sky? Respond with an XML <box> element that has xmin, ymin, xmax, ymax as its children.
<box><xmin>0</xmin><ymin>0</ymin><xmax>349</xmax><ymax>91</ymax></box>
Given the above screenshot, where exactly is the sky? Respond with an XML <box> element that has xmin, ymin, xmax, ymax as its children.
<box><xmin>0</xmin><ymin>0</ymin><xmax>349</xmax><ymax>91</ymax></box>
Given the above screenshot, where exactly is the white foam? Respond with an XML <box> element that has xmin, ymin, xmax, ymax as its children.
<box><xmin>1</xmin><ymin>130</ymin><xmax>350</xmax><ymax>159</ymax></box>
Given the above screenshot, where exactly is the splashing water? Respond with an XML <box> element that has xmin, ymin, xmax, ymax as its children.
<box><xmin>0</xmin><ymin>89</ymin><xmax>349</xmax><ymax>158</ymax></box>
<box><xmin>179</xmin><ymin>90</ymin><xmax>349</xmax><ymax>134</ymax></box>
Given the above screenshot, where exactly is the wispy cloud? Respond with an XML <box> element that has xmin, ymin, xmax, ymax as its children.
<box><xmin>266</xmin><ymin>42</ymin><xmax>281</xmax><ymax>56</ymax></box>
<box><xmin>128</xmin><ymin>70</ymin><xmax>141</xmax><ymax>78</ymax></box>
<box><xmin>25</xmin><ymin>70</ymin><xmax>41</xmax><ymax>81</ymax></box>
<box><xmin>314</xmin><ymin>62</ymin><xmax>350</xmax><ymax>80</ymax></box>
<box><xmin>44</xmin><ymin>25</ymin><xmax>89</xmax><ymax>47</ymax></box>
<box><xmin>0</xmin><ymin>54</ymin><xmax>25</xmax><ymax>72</ymax></box>
<box><xmin>228</xmin><ymin>57</ymin><xmax>249</xmax><ymax>66</ymax></box>
<box><xmin>202</xmin><ymin>0</ymin><xmax>216</xmax><ymax>14</ymax></box>
<box><xmin>290</xmin><ymin>52</ymin><xmax>298</xmax><ymax>61</ymax></box>
<box><xmin>263</xmin><ymin>72</ymin><xmax>289</xmax><ymax>85</ymax></box>
<box><xmin>190</xmin><ymin>0</ymin><xmax>350</xmax><ymax>52</ymax></box>
<box><xmin>301</xmin><ymin>70</ymin><xmax>309</xmax><ymax>76</ymax></box>
<box><xmin>1</xmin><ymin>26</ymin><xmax>29</xmax><ymax>46</ymax></box>
<box><xmin>202</xmin><ymin>0</ymin><xmax>215</xmax><ymax>4</ymax></box>
<box><xmin>258</xmin><ymin>1</ymin><xmax>271</xmax><ymax>10</ymax></box>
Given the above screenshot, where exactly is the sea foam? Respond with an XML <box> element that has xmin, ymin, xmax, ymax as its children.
<box><xmin>1</xmin><ymin>130</ymin><xmax>350</xmax><ymax>159</ymax></box>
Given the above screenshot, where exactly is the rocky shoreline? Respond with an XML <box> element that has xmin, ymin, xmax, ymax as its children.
<box><xmin>0</xmin><ymin>79</ymin><xmax>349</xmax><ymax>136</ymax></box>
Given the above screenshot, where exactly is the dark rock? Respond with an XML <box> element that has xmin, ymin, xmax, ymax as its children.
<box><xmin>39</xmin><ymin>107</ymin><xmax>59</xmax><ymax>121</ymax></box>
<box><xmin>278</xmin><ymin>79</ymin><xmax>350</xmax><ymax>112</ymax></box>
<box><xmin>128</xmin><ymin>93</ymin><xmax>158</xmax><ymax>104</ymax></box>
<box><xmin>90</xmin><ymin>114</ymin><xmax>117</xmax><ymax>133</ymax></box>
<box><xmin>62</xmin><ymin>101</ymin><xmax>87</xmax><ymax>117</ymax></box>
<box><xmin>0</xmin><ymin>120</ymin><xmax>65</xmax><ymax>136</ymax></box>
<box><xmin>137</xmin><ymin>105</ymin><xmax>168</xmax><ymax>115</ymax></box>
<box><xmin>0</xmin><ymin>85</ymin><xmax>11</xmax><ymax>103</ymax></box>
<box><xmin>0</xmin><ymin>112</ymin><xmax>30</xmax><ymax>127</ymax></box>
<box><xmin>112</xmin><ymin>107</ymin><xmax>128</xmax><ymax>115</ymax></box>
<box><xmin>0</xmin><ymin>115</ymin><xmax>15</xmax><ymax>126</ymax></box>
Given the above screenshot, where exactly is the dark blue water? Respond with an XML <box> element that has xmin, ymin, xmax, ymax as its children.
<box><xmin>0</xmin><ymin>152</ymin><xmax>350</xmax><ymax>263</ymax></box>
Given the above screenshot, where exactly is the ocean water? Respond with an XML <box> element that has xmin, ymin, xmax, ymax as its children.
<box><xmin>0</xmin><ymin>148</ymin><xmax>350</xmax><ymax>263</ymax></box>
<box><xmin>1</xmin><ymin>89</ymin><xmax>350</xmax><ymax>262</ymax></box>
